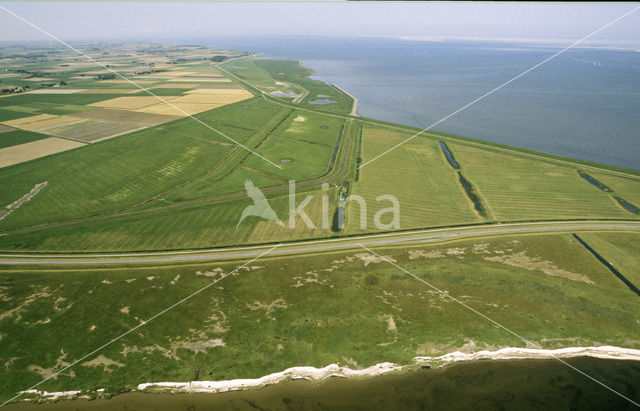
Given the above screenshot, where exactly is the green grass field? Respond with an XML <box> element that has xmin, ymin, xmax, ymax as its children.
<box><xmin>587</xmin><ymin>171</ymin><xmax>640</xmax><ymax>208</ymax></box>
<box><xmin>0</xmin><ymin>130</ymin><xmax>48</xmax><ymax>149</ymax></box>
<box><xmin>345</xmin><ymin>126</ymin><xmax>484</xmax><ymax>233</ymax></box>
<box><xmin>447</xmin><ymin>142</ymin><xmax>636</xmax><ymax>221</ymax></box>
<box><xmin>577</xmin><ymin>231</ymin><xmax>640</xmax><ymax>287</ymax></box>
<box><xmin>0</xmin><ymin>98</ymin><xmax>285</xmax><ymax>232</ymax></box>
<box><xmin>1</xmin><ymin>233</ymin><xmax>638</xmax><ymax>400</ymax></box>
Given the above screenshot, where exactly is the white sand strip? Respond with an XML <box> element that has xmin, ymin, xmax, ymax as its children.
<box><xmin>137</xmin><ymin>346</ymin><xmax>640</xmax><ymax>394</ymax></box>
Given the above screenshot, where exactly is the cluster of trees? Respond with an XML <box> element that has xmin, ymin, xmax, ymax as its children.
<box><xmin>40</xmin><ymin>80</ymin><xmax>67</xmax><ymax>88</ymax></box>
<box><xmin>1</xmin><ymin>85</ymin><xmax>29</xmax><ymax>94</ymax></box>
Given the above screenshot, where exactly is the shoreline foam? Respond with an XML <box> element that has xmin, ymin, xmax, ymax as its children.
<box><xmin>135</xmin><ymin>346</ymin><xmax>640</xmax><ymax>394</ymax></box>
<box><xmin>19</xmin><ymin>346</ymin><xmax>640</xmax><ymax>401</ymax></box>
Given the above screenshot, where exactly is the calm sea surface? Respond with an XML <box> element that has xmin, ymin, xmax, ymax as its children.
<box><xmin>209</xmin><ymin>36</ymin><xmax>640</xmax><ymax>170</ymax></box>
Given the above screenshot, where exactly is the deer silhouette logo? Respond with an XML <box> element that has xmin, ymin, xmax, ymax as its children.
<box><xmin>236</xmin><ymin>179</ymin><xmax>284</xmax><ymax>229</ymax></box>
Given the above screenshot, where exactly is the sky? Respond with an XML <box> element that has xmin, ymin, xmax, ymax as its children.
<box><xmin>0</xmin><ymin>2</ymin><xmax>639</xmax><ymax>48</ymax></box>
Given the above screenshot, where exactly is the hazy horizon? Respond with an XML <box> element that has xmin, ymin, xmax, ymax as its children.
<box><xmin>1</xmin><ymin>2</ymin><xmax>639</xmax><ymax>49</ymax></box>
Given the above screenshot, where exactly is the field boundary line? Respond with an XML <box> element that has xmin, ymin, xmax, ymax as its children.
<box><xmin>0</xmin><ymin>6</ymin><xmax>283</xmax><ymax>170</ymax></box>
<box><xmin>357</xmin><ymin>243</ymin><xmax>640</xmax><ymax>407</ymax></box>
<box><xmin>353</xmin><ymin>5</ymin><xmax>640</xmax><ymax>169</ymax></box>
<box><xmin>0</xmin><ymin>243</ymin><xmax>282</xmax><ymax>407</ymax></box>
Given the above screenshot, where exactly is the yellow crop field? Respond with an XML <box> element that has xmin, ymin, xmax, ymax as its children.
<box><xmin>1</xmin><ymin>114</ymin><xmax>57</xmax><ymax>128</ymax></box>
<box><xmin>20</xmin><ymin>116</ymin><xmax>84</xmax><ymax>131</ymax></box>
<box><xmin>151</xmin><ymin>83</ymin><xmax>199</xmax><ymax>89</ymax></box>
<box><xmin>168</xmin><ymin>92</ymin><xmax>251</xmax><ymax>105</ymax></box>
<box><xmin>0</xmin><ymin>137</ymin><xmax>85</xmax><ymax>168</ymax></box>
<box><xmin>135</xmin><ymin>102</ymin><xmax>219</xmax><ymax>116</ymax></box>
<box><xmin>90</xmin><ymin>96</ymin><xmax>175</xmax><ymax>110</ymax></box>
<box><xmin>185</xmin><ymin>87</ymin><xmax>246</xmax><ymax>94</ymax></box>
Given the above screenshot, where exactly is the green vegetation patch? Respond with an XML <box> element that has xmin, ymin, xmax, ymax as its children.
<box><xmin>0</xmin><ymin>130</ymin><xmax>48</xmax><ymax>149</ymax></box>
<box><xmin>254</xmin><ymin>59</ymin><xmax>354</xmax><ymax>114</ymax></box>
<box><xmin>0</xmin><ymin>109</ymin><xmax>34</xmax><ymax>122</ymax></box>
<box><xmin>346</xmin><ymin>126</ymin><xmax>481</xmax><ymax>234</ymax></box>
<box><xmin>577</xmin><ymin>231</ymin><xmax>640</xmax><ymax>287</ymax></box>
<box><xmin>0</xmin><ymin>98</ymin><xmax>287</xmax><ymax>234</ymax></box>
<box><xmin>448</xmin><ymin>142</ymin><xmax>636</xmax><ymax>221</ymax></box>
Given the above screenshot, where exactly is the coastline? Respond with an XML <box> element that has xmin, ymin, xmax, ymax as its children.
<box><xmin>331</xmin><ymin>83</ymin><xmax>358</xmax><ymax>116</ymax></box>
<box><xmin>136</xmin><ymin>346</ymin><xmax>640</xmax><ymax>394</ymax></box>
<box><xmin>20</xmin><ymin>345</ymin><xmax>640</xmax><ymax>402</ymax></box>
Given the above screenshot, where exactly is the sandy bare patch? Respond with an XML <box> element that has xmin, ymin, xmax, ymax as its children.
<box><xmin>354</xmin><ymin>253</ymin><xmax>396</xmax><ymax>266</ymax></box>
<box><xmin>247</xmin><ymin>298</ymin><xmax>287</xmax><ymax>320</ymax></box>
<box><xmin>446</xmin><ymin>247</ymin><xmax>466</xmax><ymax>255</ymax></box>
<box><xmin>408</xmin><ymin>249</ymin><xmax>444</xmax><ymax>260</ymax></box>
<box><xmin>31</xmin><ymin>317</ymin><xmax>51</xmax><ymax>325</ymax></box>
<box><xmin>0</xmin><ymin>287</ymin><xmax>51</xmax><ymax>322</ymax></box>
<box><xmin>121</xmin><ymin>344</ymin><xmax>180</xmax><ymax>361</ymax></box>
<box><xmin>171</xmin><ymin>339</ymin><xmax>226</xmax><ymax>354</ymax></box>
<box><xmin>28</xmin><ymin>350</ymin><xmax>75</xmax><ymax>379</ymax></box>
<box><xmin>120</xmin><ymin>306</ymin><xmax>130</xmax><ymax>314</ymax></box>
<box><xmin>81</xmin><ymin>355</ymin><xmax>124</xmax><ymax>372</ymax></box>
<box><xmin>293</xmin><ymin>115</ymin><xmax>306</xmax><ymax>122</ymax></box>
<box><xmin>53</xmin><ymin>296</ymin><xmax>72</xmax><ymax>313</ymax></box>
<box><xmin>381</xmin><ymin>314</ymin><xmax>397</xmax><ymax>332</ymax></box>
<box><xmin>291</xmin><ymin>271</ymin><xmax>331</xmax><ymax>288</ymax></box>
<box><xmin>486</xmin><ymin>251</ymin><xmax>593</xmax><ymax>284</ymax></box>
<box><xmin>4</xmin><ymin>357</ymin><xmax>18</xmax><ymax>371</ymax></box>
<box><xmin>472</xmin><ymin>243</ymin><xmax>491</xmax><ymax>254</ymax></box>
<box><xmin>0</xmin><ymin>137</ymin><xmax>85</xmax><ymax>168</ymax></box>
<box><xmin>196</xmin><ymin>268</ymin><xmax>224</xmax><ymax>278</ymax></box>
